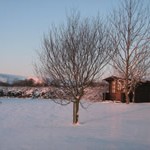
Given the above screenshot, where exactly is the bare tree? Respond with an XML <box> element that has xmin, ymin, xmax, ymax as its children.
<box><xmin>110</xmin><ymin>0</ymin><xmax>150</xmax><ymax>103</ymax></box>
<box><xmin>35</xmin><ymin>12</ymin><xmax>113</xmax><ymax>124</ymax></box>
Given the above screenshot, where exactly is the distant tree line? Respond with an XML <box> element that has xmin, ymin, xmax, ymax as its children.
<box><xmin>0</xmin><ymin>78</ymin><xmax>105</xmax><ymax>88</ymax></box>
<box><xmin>0</xmin><ymin>78</ymin><xmax>47</xmax><ymax>87</ymax></box>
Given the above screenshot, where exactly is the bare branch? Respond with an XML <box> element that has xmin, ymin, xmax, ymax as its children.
<box><xmin>110</xmin><ymin>0</ymin><xmax>150</xmax><ymax>103</ymax></box>
<box><xmin>35</xmin><ymin>11</ymin><xmax>114</xmax><ymax>123</ymax></box>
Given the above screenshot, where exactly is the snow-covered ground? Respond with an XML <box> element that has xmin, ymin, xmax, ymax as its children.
<box><xmin>0</xmin><ymin>98</ymin><xmax>150</xmax><ymax>150</ymax></box>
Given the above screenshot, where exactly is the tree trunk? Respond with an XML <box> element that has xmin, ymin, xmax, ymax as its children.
<box><xmin>125</xmin><ymin>92</ymin><xmax>130</xmax><ymax>104</ymax></box>
<box><xmin>132</xmin><ymin>90</ymin><xmax>135</xmax><ymax>103</ymax></box>
<box><xmin>125</xmin><ymin>82</ymin><xmax>130</xmax><ymax>104</ymax></box>
<box><xmin>73</xmin><ymin>100</ymin><xmax>79</xmax><ymax>124</ymax></box>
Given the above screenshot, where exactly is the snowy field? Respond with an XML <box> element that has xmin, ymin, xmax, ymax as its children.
<box><xmin>0</xmin><ymin>98</ymin><xmax>150</xmax><ymax>150</ymax></box>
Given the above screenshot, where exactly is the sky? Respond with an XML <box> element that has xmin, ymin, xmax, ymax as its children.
<box><xmin>0</xmin><ymin>0</ymin><xmax>121</xmax><ymax>77</ymax></box>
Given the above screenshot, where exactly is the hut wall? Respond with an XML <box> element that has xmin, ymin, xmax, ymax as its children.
<box><xmin>135</xmin><ymin>82</ymin><xmax>150</xmax><ymax>103</ymax></box>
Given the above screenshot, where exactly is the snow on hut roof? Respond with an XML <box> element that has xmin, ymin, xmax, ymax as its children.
<box><xmin>103</xmin><ymin>76</ymin><xmax>123</xmax><ymax>82</ymax></box>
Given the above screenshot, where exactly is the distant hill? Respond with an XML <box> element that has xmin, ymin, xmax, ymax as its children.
<box><xmin>0</xmin><ymin>73</ymin><xmax>45</xmax><ymax>86</ymax></box>
<box><xmin>0</xmin><ymin>73</ymin><xmax>26</xmax><ymax>85</ymax></box>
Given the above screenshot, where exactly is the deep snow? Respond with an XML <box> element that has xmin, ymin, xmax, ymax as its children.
<box><xmin>0</xmin><ymin>98</ymin><xmax>150</xmax><ymax>150</ymax></box>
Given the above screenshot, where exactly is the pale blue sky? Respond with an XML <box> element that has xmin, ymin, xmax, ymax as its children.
<box><xmin>0</xmin><ymin>0</ymin><xmax>121</xmax><ymax>76</ymax></box>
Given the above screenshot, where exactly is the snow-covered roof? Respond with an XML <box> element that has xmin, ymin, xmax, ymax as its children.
<box><xmin>103</xmin><ymin>75</ymin><xmax>123</xmax><ymax>82</ymax></box>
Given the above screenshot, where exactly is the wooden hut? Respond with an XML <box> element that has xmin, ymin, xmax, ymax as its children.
<box><xmin>135</xmin><ymin>81</ymin><xmax>150</xmax><ymax>103</ymax></box>
<box><xmin>103</xmin><ymin>76</ymin><xmax>125</xmax><ymax>102</ymax></box>
<box><xmin>103</xmin><ymin>76</ymin><xmax>150</xmax><ymax>103</ymax></box>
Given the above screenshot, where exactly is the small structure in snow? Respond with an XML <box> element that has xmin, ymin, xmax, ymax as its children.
<box><xmin>103</xmin><ymin>76</ymin><xmax>150</xmax><ymax>103</ymax></box>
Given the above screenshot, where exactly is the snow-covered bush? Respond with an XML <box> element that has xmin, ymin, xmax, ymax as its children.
<box><xmin>32</xmin><ymin>89</ymin><xmax>40</xmax><ymax>98</ymax></box>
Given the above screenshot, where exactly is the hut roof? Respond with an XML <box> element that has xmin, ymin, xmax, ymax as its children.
<box><xmin>103</xmin><ymin>76</ymin><xmax>122</xmax><ymax>82</ymax></box>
